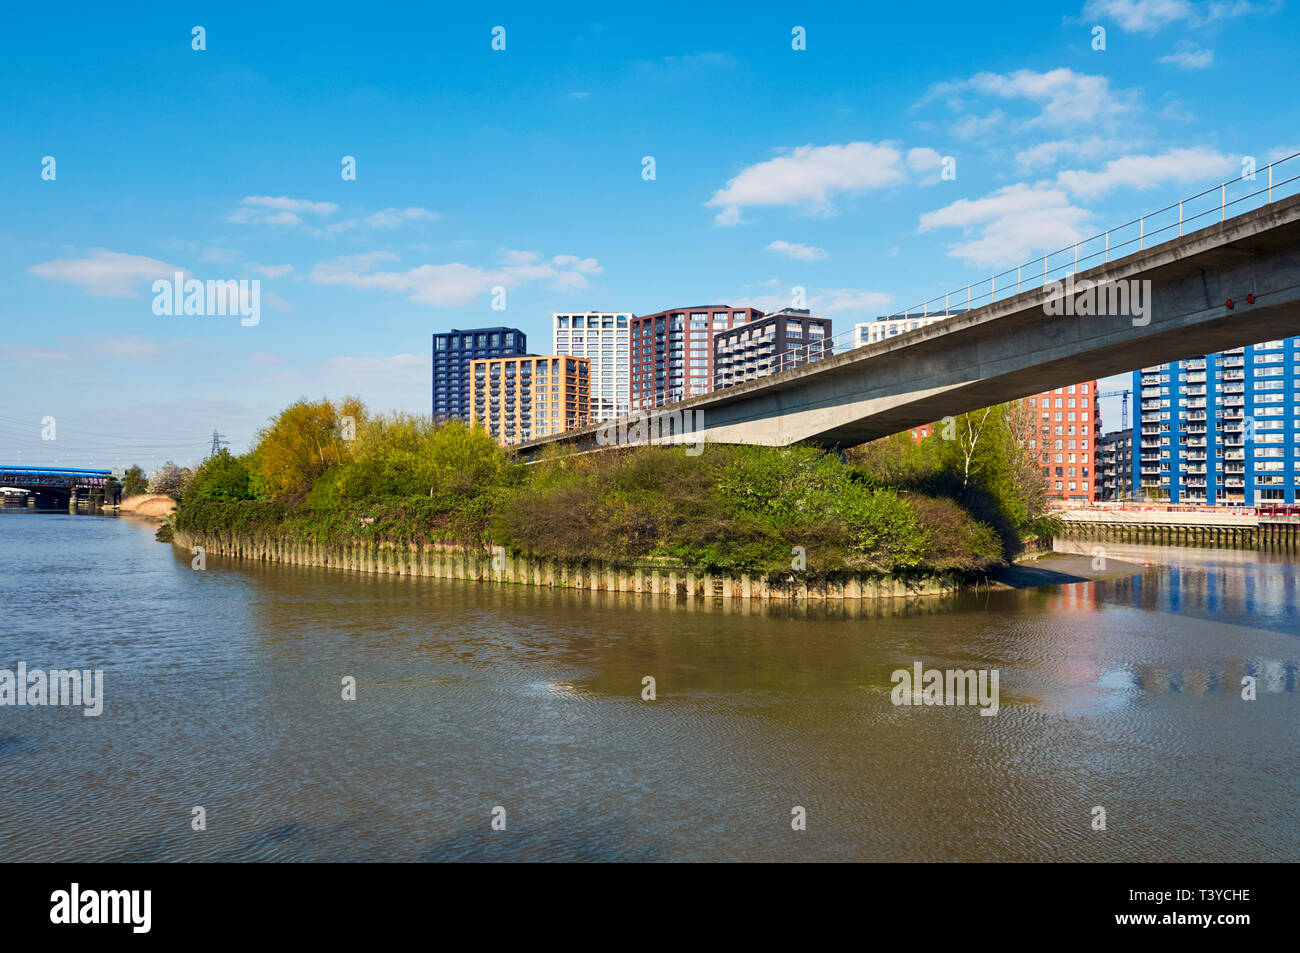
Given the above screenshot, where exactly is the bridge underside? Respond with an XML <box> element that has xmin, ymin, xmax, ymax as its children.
<box><xmin>0</xmin><ymin>486</ymin><xmax>74</xmax><ymax>500</ymax></box>
<box><xmin>521</xmin><ymin>194</ymin><xmax>1300</xmax><ymax>453</ymax></box>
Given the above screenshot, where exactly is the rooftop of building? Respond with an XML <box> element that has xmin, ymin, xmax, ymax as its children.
<box><xmin>632</xmin><ymin>305</ymin><xmax>766</xmax><ymax>319</ymax></box>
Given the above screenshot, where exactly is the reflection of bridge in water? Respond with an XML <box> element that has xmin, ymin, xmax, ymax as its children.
<box><xmin>0</xmin><ymin>467</ymin><xmax>113</xmax><ymax>505</ymax></box>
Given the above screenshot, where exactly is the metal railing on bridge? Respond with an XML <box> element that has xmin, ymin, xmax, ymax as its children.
<box><xmin>0</xmin><ymin>467</ymin><xmax>112</xmax><ymax>488</ymax></box>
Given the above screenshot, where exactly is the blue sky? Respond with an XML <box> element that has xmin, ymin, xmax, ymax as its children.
<box><xmin>2</xmin><ymin>0</ymin><xmax>1297</xmax><ymax>470</ymax></box>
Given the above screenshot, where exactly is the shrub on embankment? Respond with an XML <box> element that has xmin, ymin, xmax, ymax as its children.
<box><xmin>175</xmin><ymin>405</ymin><xmax>1005</xmax><ymax>579</ymax></box>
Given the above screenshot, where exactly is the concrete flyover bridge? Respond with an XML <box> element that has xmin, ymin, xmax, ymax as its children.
<box><xmin>520</xmin><ymin>152</ymin><xmax>1300</xmax><ymax>454</ymax></box>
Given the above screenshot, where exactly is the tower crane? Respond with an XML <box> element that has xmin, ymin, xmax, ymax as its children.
<box><xmin>1097</xmin><ymin>388</ymin><xmax>1132</xmax><ymax>430</ymax></box>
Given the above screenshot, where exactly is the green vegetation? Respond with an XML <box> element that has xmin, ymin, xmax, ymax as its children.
<box><xmin>146</xmin><ymin>461</ymin><xmax>193</xmax><ymax>500</ymax></box>
<box><xmin>122</xmin><ymin>465</ymin><xmax>148</xmax><ymax>498</ymax></box>
<box><xmin>851</xmin><ymin>402</ymin><xmax>1057</xmax><ymax>552</ymax></box>
<box><xmin>187</xmin><ymin>448</ymin><xmax>254</xmax><ymax>501</ymax></box>
<box><xmin>175</xmin><ymin>397</ymin><xmax>1055</xmax><ymax>580</ymax></box>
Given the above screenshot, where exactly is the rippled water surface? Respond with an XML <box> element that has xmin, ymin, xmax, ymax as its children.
<box><xmin>1</xmin><ymin>509</ymin><xmax>1296</xmax><ymax>861</ymax></box>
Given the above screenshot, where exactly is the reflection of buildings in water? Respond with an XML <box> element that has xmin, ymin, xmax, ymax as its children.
<box><xmin>1056</xmin><ymin>538</ymin><xmax>1300</xmax><ymax>622</ymax></box>
<box><xmin>1132</xmin><ymin>659</ymin><xmax>1298</xmax><ymax>695</ymax></box>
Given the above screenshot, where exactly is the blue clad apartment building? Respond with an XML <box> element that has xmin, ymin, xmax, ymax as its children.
<box><xmin>1132</xmin><ymin>337</ymin><xmax>1300</xmax><ymax>504</ymax></box>
<box><xmin>432</xmin><ymin>327</ymin><xmax>528</xmax><ymax>422</ymax></box>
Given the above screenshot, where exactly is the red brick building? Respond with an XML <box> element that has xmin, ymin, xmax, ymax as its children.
<box><xmin>1025</xmin><ymin>381</ymin><xmax>1102</xmax><ymax>502</ymax></box>
<box><xmin>630</xmin><ymin>306</ymin><xmax>764</xmax><ymax>410</ymax></box>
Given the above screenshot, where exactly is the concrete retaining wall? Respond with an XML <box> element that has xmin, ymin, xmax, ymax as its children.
<box><xmin>173</xmin><ymin>530</ymin><xmax>963</xmax><ymax>601</ymax></box>
<box><xmin>1056</xmin><ymin>520</ymin><xmax>1300</xmax><ymax>550</ymax></box>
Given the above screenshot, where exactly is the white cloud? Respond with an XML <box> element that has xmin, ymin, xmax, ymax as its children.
<box><xmin>1158</xmin><ymin>98</ymin><xmax>1196</xmax><ymax>122</ymax></box>
<box><xmin>364</xmin><ymin>207</ymin><xmax>437</xmax><ymax>228</ymax></box>
<box><xmin>1081</xmin><ymin>0</ymin><xmax>1260</xmax><ymax>33</ymax></box>
<box><xmin>0</xmin><ymin>335</ymin><xmax>176</xmax><ymax>363</ymax></box>
<box><xmin>1015</xmin><ymin>136</ymin><xmax>1127</xmax><ymax>170</ymax></box>
<box><xmin>1082</xmin><ymin>0</ymin><xmax>1196</xmax><ymax>31</ymax></box>
<box><xmin>200</xmin><ymin>246</ymin><xmax>241</xmax><ymax>264</ymax></box>
<box><xmin>919</xmin><ymin>184</ymin><xmax>1095</xmax><ymax>269</ymax></box>
<box><xmin>246</xmin><ymin>262</ymin><xmax>294</xmax><ymax>279</ymax></box>
<box><xmin>328</xmin><ymin>251</ymin><xmax>400</xmax><ymax>271</ymax></box>
<box><xmin>550</xmin><ymin>254</ymin><xmax>602</xmax><ymax>274</ymax></box>
<box><xmin>500</xmin><ymin>249</ymin><xmax>541</xmax><ymax>266</ymax></box>
<box><xmin>815</xmin><ymin>289</ymin><xmax>894</xmax><ymax>314</ymax></box>
<box><xmin>949</xmin><ymin>110</ymin><xmax>1009</xmax><ymax>142</ymax></box>
<box><xmin>324</xmin><ymin>353</ymin><xmax>427</xmax><ymax>386</ymax></box>
<box><xmin>310</xmin><ymin>250</ymin><xmax>601</xmax><ymax>306</ymax></box>
<box><xmin>638</xmin><ymin>52</ymin><xmax>738</xmax><ymax>79</ymax></box>
<box><xmin>1056</xmin><ymin>147</ymin><xmax>1235</xmax><ymax>197</ymax></box>
<box><xmin>1158</xmin><ymin>40</ymin><xmax>1214</xmax><ymax>68</ymax></box>
<box><xmin>240</xmin><ymin>195</ymin><xmax>337</xmax><ymax>214</ymax></box>
<box><xmin>263</xmin><ymin>291</ymin><xmax>294</xmax><ymax>312</ymax></box>
<box><xmin>766</xmin><ymin>240</ymin><xmax>827</xmax><ymax>261</ymax></box>
<box><xmin>29</xmin><ymin>249</ymin><xmax>184</xmax><ymax>297</ymax></box>
<box><xmin>922</xmin><ymin>68</ymin><xmax>1132</xmax><ymax>130</ymax></box>
<box><xmin>100</xmin><ymin>337</ymin><xmax>166</xmax><ymax>360</ymax></box>
<box><xmin>229</xmin><ymin>195</ymin><xmax>338</xmax><ymax>226</ymax></box>
<box><xmin>706</xmin><ymin>141</ymin><xmax>910</xmax><ymax>225</ymax></box>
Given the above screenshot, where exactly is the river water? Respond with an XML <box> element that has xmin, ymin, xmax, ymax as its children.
<box><xmin>1</xmin><ymin>507</ymin><xmax>1296</xmax><ymax>862</ymax></box>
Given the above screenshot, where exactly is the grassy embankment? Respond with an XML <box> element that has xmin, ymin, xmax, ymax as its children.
<box><xmin>172</xmin><ymin>399</ymin><xmax>1054</xmax><ymax>582</ymax></box>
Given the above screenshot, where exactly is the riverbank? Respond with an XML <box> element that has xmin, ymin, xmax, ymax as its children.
<box><xmin>171</xmin><ymin>419</ymin><xmax>1060</xmax><ymax>600</ymax></box>
<box><xmin>119</xmin><ymin>493</ymin><xmax>177</xmax><ymax>522</ymax></box>
<box><xmin>992</xmin><ymin>550</ymin><xmax>1145</xmax><ymax>588</ymax></box>
<box><xmin>173</xmin><ymin>528</ymin><xmax>973</xmax><ymax>601</ymax></box>
<box><xmin>1056</xmin><ymin>509</ymin><xmax>1300</xmax><ymax>550</ymax></box>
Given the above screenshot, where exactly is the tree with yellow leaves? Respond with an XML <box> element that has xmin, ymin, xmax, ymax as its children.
<box><xmin>250</xmin><ymin>397</ymin><xmax>365</xmax><ymax>499</ymax></box>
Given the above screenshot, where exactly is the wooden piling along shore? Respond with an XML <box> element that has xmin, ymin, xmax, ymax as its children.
<box><xmin>173</xmin><ymin>530</ymin><xmax>966</xmax><ymax>601</ymax></box>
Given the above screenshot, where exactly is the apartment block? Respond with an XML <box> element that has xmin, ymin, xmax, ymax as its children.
<box><xmin>630</xmin><ymin>306</ymin><xmax>764</xmax><ymax>410</ymax></box>
<box><xmin>552</xmin><ymin>311</ymin><xmax>631</xmax><ymax>423</ymax></box>
<box><xmin>1133</xmin><ymin>340</ymin><xmax>1299</xmax><ymax>504</ymax></box>
<box><xmin>1096</xmin><ymin>428</ymin><xmax>1134</xmax><ymax>501</ymax></box>
<box><xmin>853</xmin><ymin>310</ymin><xmax>964</xmax><ymax>346</ymax></box>
<box><xmin>1024</xmin><ymin>381</ymin><xmax>1102</xmax><ymax>503</ymax></box>
<box><xmin>432</xmin><ymin>327</ymin><xmax>528</xmax><ymax>422</ymax></box>
<box><xmin>469</xmin><ymin>355</ymin><xmax>589</xmax><ymax>447</ymax></box>
<box><xmin>713</xmin><ymin>308</ymin><xmax>832</xmax><ymax>390</ymax></box>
